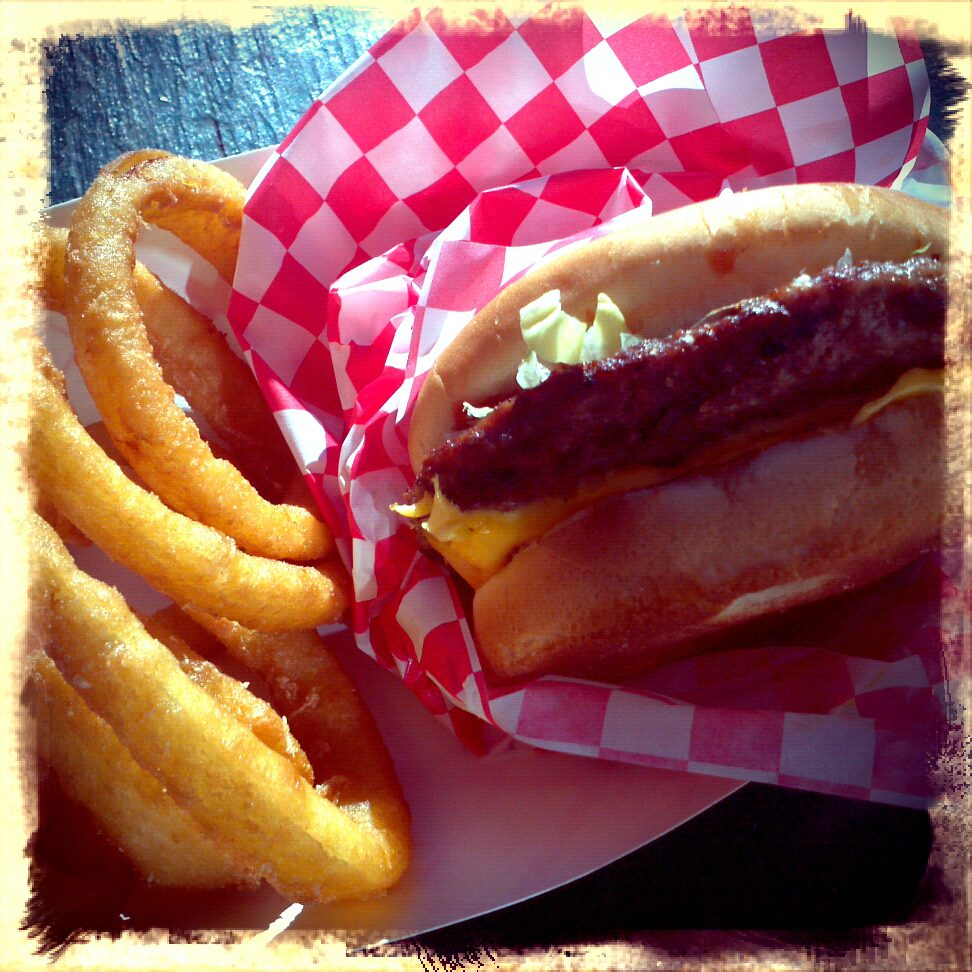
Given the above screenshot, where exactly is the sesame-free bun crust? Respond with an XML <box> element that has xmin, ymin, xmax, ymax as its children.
<box><xmin>406</xmin><ymin>184</ymin><xmax>948</xmax><ymax>682</ymax></box>
<box><xmin>473</xmin><ymin>396</ymin><xmax>944</xmax><ymax>682</ymax></box>
<box><xmin>410</xmin><ymin>183</ymin><xmax>947</xmax><ymax>471</ymax></box>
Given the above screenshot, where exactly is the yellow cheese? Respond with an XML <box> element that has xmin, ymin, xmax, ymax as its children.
<box><xmin>410</xmin><ymin>368</ymin><xmax>945</xmax><ymax>589</ymax></box>
<box><xmin>852</xmin><ymin>367</ymin><xmax>944</xmax><ymax>425</ymax></box>
<box><xmin>418</xmin><ymin>468</ymin><xmax>681</xmax><ymax>588</ymax></box>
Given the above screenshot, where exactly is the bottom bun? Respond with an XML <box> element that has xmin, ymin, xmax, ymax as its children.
<box><xmin>471</xmin><ymin>397</ymin><xmax>944</xmax><ymax>683</ymax></box>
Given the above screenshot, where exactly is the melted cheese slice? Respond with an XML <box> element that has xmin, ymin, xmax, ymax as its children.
<box><xmin>418</xmin><ymin>468</ymin><xmax>679</xmax><ymax>588</ymax></box>
<box><xmin>406</xmin><ymin>368</ymin><xmax>945</xmax><ymax>589</ymax></box>
<box><xmin>852</xmin><ymin>367</ymin><xmax>945</xmax><ymax>425</ymax></box>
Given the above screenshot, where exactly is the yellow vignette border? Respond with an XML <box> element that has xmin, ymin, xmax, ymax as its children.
<box><xmin>0</xmin><ymin>1</ymin><xmax>968</xmax><ymax>970</ymax></box>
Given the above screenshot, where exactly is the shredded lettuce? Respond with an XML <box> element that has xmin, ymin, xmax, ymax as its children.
<box><xmin>579</xmin><ymin>293</ymin><xmax>628</xmax><ymax>363</ymax></box>
<box><xmin>793</xmin><ymin>248</ymin><xmax>853</xmax><ymax>289</ymax></box>
<box><xmin>516</xmin><ymin>351</ymin><xmax>552</xmax><ymax>389</ymax></box>
<box><xmin>519</xmin><ymin>291</ymin><xmax>587</xmax><ymax>364</ymax></box>
<box><xmin>517</xmin><ymin>290</ymin><xmax>633</xmax><ymax>384</ymax></box>
<box><xmin>462</xmin><ymin>401</ymin><xmax>494</xmax><ymax>420</ymax></box>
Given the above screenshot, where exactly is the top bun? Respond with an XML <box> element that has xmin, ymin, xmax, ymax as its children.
<box><xmin>410</xmin><ymin>183</ymin><xmax>947</xmax><ymax>472</ymax></box>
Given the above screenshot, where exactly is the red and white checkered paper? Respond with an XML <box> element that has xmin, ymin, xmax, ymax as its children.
<box><xmin>228</xmin><ymin>7</ymin><xmax>964</xmax><ymax>807</ymax></box>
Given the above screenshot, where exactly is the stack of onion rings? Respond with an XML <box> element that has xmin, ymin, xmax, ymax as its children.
<box><xmin>28</xmin><ymin>149</ymin><xmax>412</xmax><ymax>903</ymax></box>
<box><xmin>31</xmin><ymin>652</ymin><xmax>245</xmax><ymax>890</ymax></box>
<box><xmin>30</xmin><ymin>343</ymin><xmax>346</xmax><ymax>631</ymax></box>
<box><xmin>63</xmin><ymin>151</ymin><xmax>329</xmax><ymax>560</ymax></box>
<box><xmin>29</xmin><ymin>512</ymin><xmax>411</xmax><ymax>901</ymax></box>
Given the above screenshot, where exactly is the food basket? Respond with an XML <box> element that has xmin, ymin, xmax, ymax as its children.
<box><xmin>227</xmin><ymin>7</ymin><xmax>963</xmax><ymax>809</ymax></box>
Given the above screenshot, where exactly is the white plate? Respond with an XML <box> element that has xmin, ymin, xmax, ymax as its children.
<box><xmin>42</xmin><ymin>147</ymin><xmax>740</xmax><ymax>945</ymax></box>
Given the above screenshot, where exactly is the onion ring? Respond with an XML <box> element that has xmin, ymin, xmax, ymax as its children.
<box><xmin>38</xmin><ymin>225</ymin><xmax>294</xmax><ymax>499</ymax></box>
<box><xmin>31</xmin><ymin>490</ymin><xmax>88</xmax><ymax>546</ymax></box>
<box><xmin>30</xmin><ymin>510</ymin><xmax>410</xmax><ymax>902</ymax></box>
<box><xmin>64</xmin><ymin>151</ymin><xmax>330</xmax><ymax>560</ymax></box>
<box><xmin>182</xmin><ymin>608</ymin><xmax>412</xmax><ymax>849</ymax></box>
<box><xmin>30</xmin><ymin>342</ymin><xmax>348</xmax><ymax>631</ymax></box>
<box><xmin>141</xmin><ymin>612</ymin><xmax>314</xmax><ymax>785</ymax></box>
<box><xmin>30</xmin><ymin>652</ymin><xmax>247</xmax><ymax>890</ymax></box>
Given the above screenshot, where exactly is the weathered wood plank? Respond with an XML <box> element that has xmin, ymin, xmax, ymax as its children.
<box><xmin>44</xmin><ymin>7</ymin><xmax>388</xmax><ymax>203</ymax></box>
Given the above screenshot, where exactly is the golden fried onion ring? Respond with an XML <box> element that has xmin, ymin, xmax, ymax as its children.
<box><xmin>30</xmin><ymin>511</ymin><xmax>411</xmax><ymax>902</ymax></box>
<box><xmin>181</xmin><ymin>608</ymin><xmax>413</xmax><ymax>846</ymax></box>
<box><xmin>64</xmin><ymin>150</ymin><xmax>330</xmax><ymax>561</ymax></box>
<box><xmin>141</xmin><ymin>615</ymin><xmax>315</xmax><ymax>786</ymax></box>
<box><xmin>39</xmin><ymin>225</ymin><xmax>294</xmax><ymax>499</ymax></box>
<box><xmin>30</xmin><ymin>343</ymin><xmax>348</xmax><ymax>631</ymax></box>
<box><xmin>30</xmin><ymin>652</ymin><xmax>248</xmax><ymax>890</ymax></box>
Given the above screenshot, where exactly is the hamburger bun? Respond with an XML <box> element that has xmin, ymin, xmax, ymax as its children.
<box><xmin>405</xmin><ymin>183</ymin><xmax>949</xmax><ymax>682</ymax></box>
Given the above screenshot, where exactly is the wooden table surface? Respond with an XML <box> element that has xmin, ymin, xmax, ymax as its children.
<box><xmin>39</xmin><ymin>8</ymin><xmax>967</xmax><ymax>969</ymax></box>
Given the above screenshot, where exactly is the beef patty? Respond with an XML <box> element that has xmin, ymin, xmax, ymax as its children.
<box><xmin>416</xmin><ymin>256</ymin><xmax>946</xmax><ymax>510</ymax></box>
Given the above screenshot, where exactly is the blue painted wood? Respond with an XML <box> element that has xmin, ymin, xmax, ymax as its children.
<box><xmin>44</xmin><ymin>7</ymin><xmax>389</xmax><ymax>204</ymax></box>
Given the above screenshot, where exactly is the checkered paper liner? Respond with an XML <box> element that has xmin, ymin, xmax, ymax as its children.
<box><xmin>227</xmin><ymin>7</ymin><xmax>964</xmax><ymax>807</ymax></box>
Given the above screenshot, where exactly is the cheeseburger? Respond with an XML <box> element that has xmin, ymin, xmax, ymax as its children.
<box><xmin>395</xmin><ymin>183</ymin><xmax>948</xmax><ymax>682</ymax></box>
